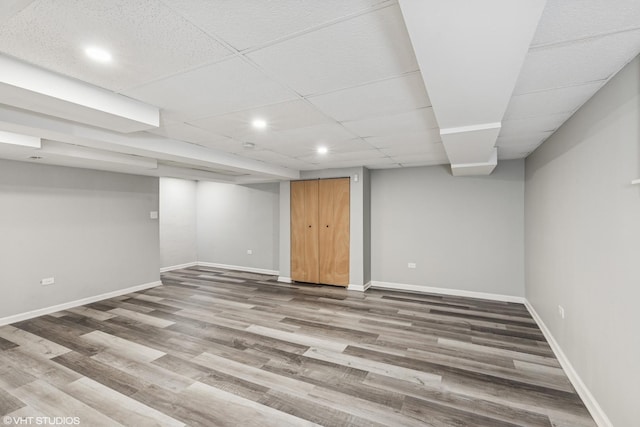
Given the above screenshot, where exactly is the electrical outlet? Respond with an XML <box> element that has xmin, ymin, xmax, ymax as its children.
<box><xmin>149</xmin><ymin>211</ymin><xmax>158</xmax><ymax>219</ymax></box>
<box><xmin>408</xmin><ymin>262</ymin><xmax>416</xmax><ymax>269</ymax></box>
<box><xmin>558</xmin><ymin>305</ymin><xmax>565</xmax><ymax>319</ymax></box>
<box><xmin>41</xmin><ymin>277</ymin><xmax>55</xmax><ymax>286</ymax></box>
<box><xmin>247</xmin><ymin>249</ymin><xmax>253</xmax><ymax>255</ymax></box>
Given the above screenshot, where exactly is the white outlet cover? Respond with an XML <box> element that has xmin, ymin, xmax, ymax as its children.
<box><xmin>41</xmin><ymin>277</ymin><xmax>55</xmax><ymax>286</ymax></box>
<box><xmin>408</xmin><ymin>263</ymin><xmax>416</xmax><ymax>269</ymax></box>
<box><xmin>150</xmin><ymin>211</ymin><xmax>159</xmax><ymax>219</ymax></box>
<box><xmin>247</xmin><ymin>249</ymin><xmax>253</xmax><ymax>255</ymax></box>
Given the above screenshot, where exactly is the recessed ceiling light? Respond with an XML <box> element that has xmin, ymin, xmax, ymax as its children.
<box><xmin>317</xmin><ymin>146</ymin><xmax>328</xmax><ymax>155</ymax></box>
<box><xmin>85</xmin><ymin>46</ymin><xmax>112</xmax><ymax>63</ymax></box>
<box><xmin>243</xmin><ymin>142</ymin><xmax>255</xmax><ymax>150</ymax></box>
<box><xmin>251</xmin><ymin>118</ymin><xmax>267</xmax><ymax>130</ymax></box>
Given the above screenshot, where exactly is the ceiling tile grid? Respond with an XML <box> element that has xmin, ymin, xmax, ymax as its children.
<box><xmin>245</xmin><ymin>4</ymin><xmax>419</xmax><ymax>96</ymax></box>
<box><xmin>162</xmin><ymin>0</ymin><xmax>392</xmax><ymax>52</ymax></box>
<box><xmin>0</xmin><ymin>0</ymin><xmax>234</xmax><ymax>92</ymax></box>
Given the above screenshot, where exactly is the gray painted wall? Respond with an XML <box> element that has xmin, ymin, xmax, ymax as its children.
<box><xmin>525</xmin><ymin>56</ymin><xmax>640</xmax><ymax>426</ymax></box>
<box><xmin>0</xmin><ymin>160</ymin><xmax>159</xmax><ymax>319</ymax></box>
<box><xmin>197</xmin><ymin>181</ymin><xmax>279</xmax><ymax>271</ymax></box>
<box><xmin>371</xmin><ymin>161</ymin><xmax>525</xmax><ymax>296</ymax></box>
<box><xmin>159</xmin><ymin>177</ymin><xmax>197</xmax><ymax>269</ymax></box>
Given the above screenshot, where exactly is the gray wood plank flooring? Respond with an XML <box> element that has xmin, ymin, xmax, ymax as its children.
<box><xmin>0</xmin><ymin>266</ymin><xmax>597</xmax><ymax>426</ymax></box>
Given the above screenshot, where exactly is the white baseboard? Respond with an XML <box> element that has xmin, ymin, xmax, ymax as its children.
<box><xmin>0</xmin><ymin>280</ymin><xmax>162</xmax><ymax>327</ymax></box>
<box><xmin>369</xmin><ymin>281</ymin><xmax>525</xmax><ymax>303</ymax></box>
<box><xmin>348</xmin><ymin>281</ymin><xmax>372</xmax><ymax>292</ymax></box>
<box><xmin>524</xmin><ymin>301</ymin><xmax>612</xmax><ymax>427</ymax></box>
<box><xmin>196</xmin><ymin>262</ymin><xmax>278</xmax><ymax>276</ymax></box>
<box><xmin>278</xmin><ymin>276</ymin><xmax>292</xmax><ymax>283</ymax></box>
<box><xmin>160</xmin><ymin>261</ymin><xmax>198</xmax><ymax>272</ymax></box>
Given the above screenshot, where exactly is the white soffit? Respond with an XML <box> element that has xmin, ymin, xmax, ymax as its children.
<box><xmin>398</xmin><ymin>0</ymin><xmax>546</xmax><ymax>174</ymax></box>
<box><xmin>0</xmin><ymin>130</ymin><xmax>40</xmax><ymax>148</ymax></box>
<box><xmin>0</xmin><ymin>55</ymin><xmax>159</xmax><ymax>132</ymax></box>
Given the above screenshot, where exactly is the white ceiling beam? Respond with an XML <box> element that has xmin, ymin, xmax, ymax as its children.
<box><xmin>398</xmin><ymin>0</ymin><xmax>546</xmax><ymax>174</ymax></box>
<box><xmin>0</xmin><ymin>130</ymin><xmax>40</xmax><ymax>148</ymax></box>
<box><xmin>0</xmin><ymin>54</ymin><xmax>159</xmax><ymax>133</ymax></box>
<box><xmin>0</xmin><ymin>104</ymin><xmax>299</xmax><ymax>180</ymax></box>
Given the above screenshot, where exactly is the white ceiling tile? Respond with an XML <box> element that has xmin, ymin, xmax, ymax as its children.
<box><xmin>189</xmin><ymin>100</ymin><xmax>332</xmax><ymax>139</ymax></box>
<box><xmin>365</xmin><ymin>129</ymin><xmax>441</xmax><ymax>149</ymax></box>
<box><xmin>307</xmin><ymin>72</ymin><xmax>429</xmax><ymax>121</ymax></box>
<box><xmin>240</xmin><ymin>149</ymin><xmax>311</xmax><ymax>169</ymax></box>
<box><xmin>147</xmin><ymin>120</ymin><xmax>229</xmax><ymax>145</ymax></box>
<box><xmin>123</xmin><ymin>57</ymin><xmax>297</xmax><ymax>121</ymax></box>
<box><xmin>269</xmin><ymin>137</ymin><xmax>375</xmax><ymax>159</ymax></box>
<box><xmin>165</xmin><ymin>0</ymin><xmax>389</xmax><ymax>51</ymax></box>
<box><xmin>341</xmin><ymin>108</ymin><xmax>438</xmax><ymax>138</ymax></box>
<box><xmin>298</xmin><ymin>148</ymin><xmax>385</xmax><ymax>163</ymax></box>
<box><xmin>0</xmin><ymin>0</ymin><xmax>233</xmax><ymax>91</ymax></box>
<box><xmin>514</xmin><ymin>30</ymin><xmax>640</xmax><ymax>95</ymax></box>
<box><xmin>532</xmin><ymin>0</ymin><xmax>640</xmax><ymax>46</ymax></box>
<box><xmin>245</xmin><ymin>122</ymin><xmax>356</xmax><ymax>148</ymax></box>
<box><xmin>504</xmin><ymin>81</ymin><xmax>603</xmax><ymax>120</ymax></box>
<box><xmin>246</xmin><ymin>4</ymin><xmax>418</xmax><ymax>95</ymax></box>
<box><xmin>496</xmin><ymin>131</ymin><xmax>553</xmax><ymax>148</ymax></box>
<box><xmin>500</xmin><ymin>112</ymin><xmax>572</xmax><ymax>136</ymax></box>
<box><xmin>379</xmin><ymin>141</ymin><xmax>446</xmax><ymax>157</ymax></box>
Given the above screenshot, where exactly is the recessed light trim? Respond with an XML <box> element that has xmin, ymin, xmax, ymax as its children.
<box><xmin>317</xmin><ymin>146</ymin><xmax>328</xmax><ymax>155</ymax></box>
<box><xmin>85</xmin><ymin>46</ymin><xmax>112</xmax><ymax>63</ymax></box>
<box><xmin>251</xmin><ymin>118</ymin><xmax>267</xmax><ymax>130</ymax></box>
<box><xmin>243</xmin><ymin>142</ymin><xmax>256</xmax><ymax>150</ymax></box>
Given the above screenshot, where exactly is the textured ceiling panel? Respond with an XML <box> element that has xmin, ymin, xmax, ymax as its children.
<box><xmin>164</xmin><ymin>0</ymin><xmax>389</xmax><ymax>51</ymax></box>
<box><xmin>514</xmin><ymin>30</ymin><xmax>640</xmax><ymax>95</ymax></box>
<box><xmin>342</xmin><ymin>108</ymin><xmax>438</xmax><ymax>138</ymax></box>
<box><xmin>379</xmin><ymin>141</ymin><xmax>446</xmax><ymax>157</ymax></box>
<box><xmin>247</xmin><ymin>4</ymin><xmax>418</xmax><ymax>96</ymax></box>
<box><xmin>496</xmin><ymin>131</ymin><xmax>554</xmax><ymax>148</ymax></box>
<box><xmin>307</xmin><ymin>72</ymin><xmax>429</xmax><ymax>122</ymax></box>
<box><xmin>365</xmin><ymin>129</ymin><xmax>441</xmax><ymax>149</ymax></box>
<box><xmin>244</xmin><ymin>123</ymin><xmax>357</xmax><ymax>148</ymax></box>
<box><xmin>500</xmin><ymin>112</ymin><xmax>572</xmax><ymax>136</ymax></box>
<box><xmin>148</xmin><ymin>121</ymin><xmax>229</xmax><ymax>145</ymax></box>
<box><xmin>189</xmin><ymin>100</ymin><xmax>332</xmax><ymax>138</ymax></box>
<box><xmin>266</xmin><ymin>137</ymin><xmax>375</xmax><ymax>159</ymax></box>
<box><xmin>123</xmin><ymin>57</ymin><xmax>297</xmax><ymax>122</ymax></box>
<box><xmin>0</xmin><ymin>0</ymin><xmax>233</xmax><ymax>91</ymax></box>
<box><xmin>504</xmin><ymin>81</ymin><xmax>603</xmax><ymax>120</ymax></box>
<box><xmin>532</xmin><ymin>0</ymin><xmax>640</xmax><ymax>46</ymax></box>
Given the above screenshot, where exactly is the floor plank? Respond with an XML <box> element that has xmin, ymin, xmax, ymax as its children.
<box><xmin>0</xmin><ymin>267</ymin><xmax>597</xmax><ymax>426</ymax></box>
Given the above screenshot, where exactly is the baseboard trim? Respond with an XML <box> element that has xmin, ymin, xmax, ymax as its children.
<box><xmin>524</xmin><ymin>300</ymin><xmax>612</xmax><ymax>427</ymax></box>
<box><xmin>369</xmin><ymin>281</ymin><xmax>525</xmax><ymax>303</ymax></box>
<box><xmin>196</xmin><ymin>262</ymin><xmax>278</xmax><ymax>276</ymax></box>
<box><xmin>160</xmin><ymin>261</ymin><xmax>198</xmax><ymax>273</ymax></box>
<box><xmin>347</xmin><ymin>281</ymin><xmax>372</xmax><ymax>292</ymax></box>
<box><xmin>277</xmin><ymin>276</ymin><xmax>292</xmax><ymax>283</ymax></box>
<box><xmin>0</xmin><ymin>280</ymin><xmax>163</xmax><ymax>327</ymax></box>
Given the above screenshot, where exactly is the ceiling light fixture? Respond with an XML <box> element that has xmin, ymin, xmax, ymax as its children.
<box><xmin>243</xmin><ymin>142</ymin><xmax>255</xmax><ymax>150</ymax></box>
<box><xmin>84</xmin><ymin>46</ymin><xmax>112</xmax><ymax>63</ymax></box>
<box><xmin>317</xmin><ymin>146</ymin><xmax>328</xmax><ymax>155</ymax></box>
<box><xmin>251</xmin><ymin>118</ymin><xmax>267</xmax><ymax>130</ymax></box>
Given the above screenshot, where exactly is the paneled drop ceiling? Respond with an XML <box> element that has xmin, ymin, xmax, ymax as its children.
<box><xmin>0</xmin><ymin>0</ymin><xmax>638</xmax><ymax>182</ymax></box>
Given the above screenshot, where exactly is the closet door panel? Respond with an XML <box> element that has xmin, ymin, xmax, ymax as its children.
<box><xmin>290</xmin><ymin>180</ymin><xmax>319</xmax><ymax>283</ymax></box>
<box><xmin>303</xmin><ymin>180</ymin><xmax>320</xmax><ymax>283</ymax></box>
<box><xmin>319</xmin><ymin>178</ymin><xmax>350</xmax><ymax>286</ymax></box>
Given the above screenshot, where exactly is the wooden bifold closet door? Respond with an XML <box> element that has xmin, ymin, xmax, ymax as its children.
<box><xmin>291</xmin><ymin>178</ymin><xmax>350</xmax><ymax>286</ymax></box>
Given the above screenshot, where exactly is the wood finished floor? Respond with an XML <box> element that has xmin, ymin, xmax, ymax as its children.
<box><xmin>0</xmin><ymin>266</ymin><xmax>596</xmax><ymax>427</ymax></box>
